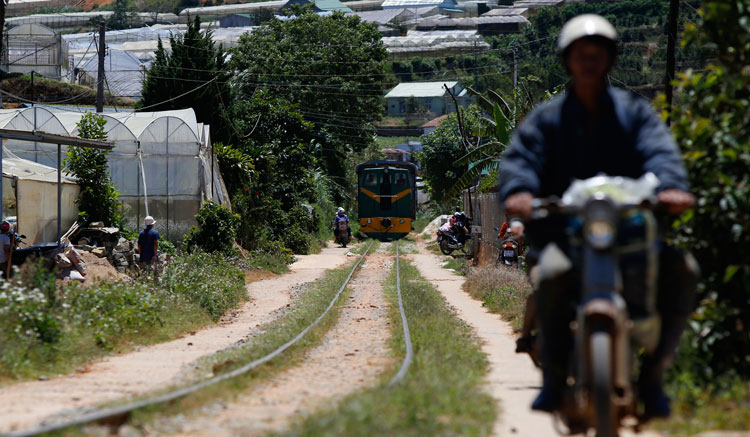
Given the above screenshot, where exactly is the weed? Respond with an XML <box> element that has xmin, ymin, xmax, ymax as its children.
<box><xmin>463</xmin><ymin>265</ymin><xmax>531</xmax><ymax>331</ymax></box>
<box><xmin>119</xmin><ymin>252</ymin><xmax>366</xmax><ymax>431</ymax></box>
<box><xmin>284</xmin><ymin>259</ymin><xmax>496</xmax><ymax>436</ymax></box>
<box><xmin>0</xmin><ymin>252</ymin><xmax>245</xmax><ymax>382</ymax></box>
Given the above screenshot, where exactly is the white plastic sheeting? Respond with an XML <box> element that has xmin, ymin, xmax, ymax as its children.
<box><xmin>80</xmin><ymin>50</ymin><xmax>144</xmax><ymax>99</ymax></box>
<box><xmin>0</xmin><ymin>107</ymin><xmax>229</xmax><ymax>240</ymax></box>
<box><xmin>1</xmin><ymin>147</ymin><xmax>79</xmax><ymax>245</ymax></box>
<box><xmin>382</xmin><ymin>30</ymin><xmax>489</xmax><ymax>54</ymax></box>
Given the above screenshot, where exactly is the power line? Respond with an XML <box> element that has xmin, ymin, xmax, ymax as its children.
<box><xmin>137</xmin><ymin>76</ymin><xmax>218</xmax><ymax>111</ymax></box>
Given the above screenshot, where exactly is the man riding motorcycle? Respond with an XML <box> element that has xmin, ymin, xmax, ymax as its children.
<box><xmin>333</xmin><ymin>207</ymin><xmax>351</xmax><ymax>242</ymax></box>
<box><xmin>498</xmin><ymin>14</ymin><xmax>699</xmax><ymax>419</ymax></box>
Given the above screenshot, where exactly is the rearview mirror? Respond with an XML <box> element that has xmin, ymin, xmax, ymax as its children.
<box><xmin>493</xmin><ymin>226</ymin><xmax>499</xmax><ymax>231</ymax></box>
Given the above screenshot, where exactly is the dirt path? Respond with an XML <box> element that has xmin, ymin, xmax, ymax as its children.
<box><xmin>152</xmin><ymin>246</ymin><xmax>395</xmax><ymax>436</ymax></box>
<box><xmin>411</xmin><ymin>240</ymin><xmax>659</xmax><ymax>437</ymax></box>
<box><xmin>409</xmin><ymin>246</ymin><xmax>557</xmax><ymax>437</ymax></box>
<box><xmin>0</xmin><ymin>246</ymin><xmax>352</xmax><ymax>435</ymax></box>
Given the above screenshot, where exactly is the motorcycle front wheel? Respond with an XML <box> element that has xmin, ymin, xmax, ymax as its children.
<box><xmin>591</xmin><ymin>330</ymin><xmax>617</xmax><ymax>437</ymax></box>
<box><xmin>439</xmin><ymin>240</ymin><xmax>454</xmax><ymax>255</ymax></box>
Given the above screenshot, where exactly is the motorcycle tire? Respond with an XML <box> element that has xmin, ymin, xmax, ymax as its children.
<box><xmin>439</xmin><ymin>240</ymin><xmax>454</xmax><ymax>256</ymax></box>
<box><xmin>591</xmin><ymin>330</ymin><xmax>617</xmax><ymax>437</ymax></box>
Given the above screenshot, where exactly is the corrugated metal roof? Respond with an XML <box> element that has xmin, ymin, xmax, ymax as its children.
<box><xmin>420</xmin><ymin>114</ymin><xmax>448</xmax><ymax>127</ymax></box>
<box><xmin>385</xmin><ymin>81</ymin><xmax>459</xmax><ymax>98</ymax></box>
<box><xmin>467</xmin><ymin>15</ymin><xmax>528</xmax><ymax>24</ymax></box>
<box><xmin>482</xmin><ymin>7</ymin><xmax>528</xmax><ymax>16</ymax></box>
<box><xmin>382</xmin><ymin>0</ymin><xmax>447</xmax><ymax>7</ymax></box>
<box><xmin>312</xmin><ymin>0</ymin><xmax>354</xmax><ymax>12</ymax></box>
<box><xmin>350</xmin><ymin>8</ymin><xmax>403</xmax><ymax>23</ymax></box>
<box><xmin>513</xmin><ymin>0</ymin><xmax>566</xmax><ymax>7</ymax></box>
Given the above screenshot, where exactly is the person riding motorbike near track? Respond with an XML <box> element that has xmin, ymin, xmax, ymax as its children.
<box><xmin>333</xmin><ymin>207</ymin><xmax>351</xmax><ymax>241</ymax></box>
<box><xmin>452</xmin><ymin>207</ymin><xmax>470</xmax><ymax>244</ymax></box>
<box><xmin>498</xmin><ymin>14</ymin><xmax>699</xmax><ymax>419</ymax></box>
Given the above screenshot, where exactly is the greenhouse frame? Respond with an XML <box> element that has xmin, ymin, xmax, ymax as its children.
<box><xmin>0</xmin><ymin>107</ymin><xmax>229</xmax><ymax>241</ymax></box>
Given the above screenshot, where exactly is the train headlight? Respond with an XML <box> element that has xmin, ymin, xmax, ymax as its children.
<box><xmin>367</xmin><ymin>218</ymin><xmax>372</xmax><ymax>224</ymax></box>
<box><xmin>399</xmin><ymin>219</ymin><xmax>405</xmax><ymax>224</ymax></box>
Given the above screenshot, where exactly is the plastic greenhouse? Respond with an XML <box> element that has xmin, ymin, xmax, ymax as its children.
<box><xmin>0</xmin><ymin>107</ymin><xmax>229</xmax><ymax>241</ymax></box>
<box><xmin>3</xmin><ymin>23</ymin><xmax>61</xmax><ymax>78</ymax></box>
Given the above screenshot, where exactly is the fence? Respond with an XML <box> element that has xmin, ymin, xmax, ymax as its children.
<box><xmin>462</xmin><ymin>187</ymin><xmax>506</xmax><ymax>266</ymax></box>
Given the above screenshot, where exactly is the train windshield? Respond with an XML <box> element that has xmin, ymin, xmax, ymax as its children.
<box><xmin>360</xmin><ymin>167</ymin><xmax>411</xmax><ymax>211</ymax></box>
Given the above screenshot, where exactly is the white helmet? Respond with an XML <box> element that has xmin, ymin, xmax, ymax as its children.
<box><xmin>337</xmin><ymin>207</ymin><xmax>345</xmax><ymax>214</ymax></box>
<box><xmin>144</xmin><ymin>215</ymin><xmax>156</xmax><ymax>226</ymax></box>
<box><xmin>557</xmin><ymin>14</ymin><xmax>617</xmax><ymax>53</ymax></box>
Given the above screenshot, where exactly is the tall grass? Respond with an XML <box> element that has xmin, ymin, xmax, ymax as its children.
<box><xmin>463</xmin><ymin>265</ymin><xmax>531</xmax><ymax>331</ymax></box>
<box><xmin>0</xmin><ymin>252</ymin><xmax>246</xmax><ymax>383</ymax></box>
<box><xmin>284</xmin><ymin>259</ymin><xmax>496</xmax><ymax>436</ymax></box>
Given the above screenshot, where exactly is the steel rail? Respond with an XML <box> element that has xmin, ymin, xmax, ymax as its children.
<box><xmin>3</xmin><ymin>241</ymin><xmax>375</xmax><ymax>437</ymax></box>
<box><xmin>388</xmin><ymin>240</ymin><xmax>414</xmax><ymax>386</ymax></box>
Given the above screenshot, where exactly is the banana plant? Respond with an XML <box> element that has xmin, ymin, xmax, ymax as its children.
<box><xmin>444</xmin><ymin>82</ymin><xmax>566</xmax><ymax>200</ymax></box>
<box><xmin>443</xmin><ymin>87</ymin><xmax>515</xmax><ymax>200</ymax></box>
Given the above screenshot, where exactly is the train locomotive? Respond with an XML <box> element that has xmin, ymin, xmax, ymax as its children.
<box><xmin>356</xmin><ymin>160</ymin><xmax>417</xmax><ymax>240</ymax></box>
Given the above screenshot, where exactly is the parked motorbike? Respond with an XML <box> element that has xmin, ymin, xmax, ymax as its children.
<box><xmin>10</xmin><ymin>233</ymin><xmax>59</xmax><ymax>266</ymax></box>
<box><xmin>437</xmin><ymin>227</ymin><xmax>472</xmax><ymax>256</ymax></box>
<box><xmin>522</xmin><ymin>173</ymin><xmax>663</xmax><ymax>437</ymax></box>
<box><xmin>494</xmin><ymin>227</ymin><xmax>522</xmax><ymax>268</ymax></box>
<box><xmin>334</xmin><ymin>221</ymin><xmax>351</xmax><ymax>248</ymax></box>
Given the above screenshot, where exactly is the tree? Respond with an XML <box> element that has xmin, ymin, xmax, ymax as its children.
<box><xmin>661</xmin><ymin>0</ymin><xmax>750</xmax><ymax>380</ymax></box>
<box><xmin>65</xmin><ymin>113</ymin><xmax>121</xmax><ymax>227</ymax></box>
<box><xmin>138</xmin><ymin>16</ymin><xmax>233</xmax><ymax>143</ymax></box>
<box><xmin>106</xmin><ymin>0</ymin><xmax>137</xmax><ymax>30</ymax></box>
<box><xmin>415</xmin><ymin>107</ymin><xmax>482</xmax><ymax>205</ymax></box>
<box><xmin>133</xmin><ymin>0</ymin><xmax>178</xmax><ymax>24</ymax></box>
<box><xmin>229</xmin><ymin>8</ymin><xmax>389</xmax><ymax>200</ymax></box>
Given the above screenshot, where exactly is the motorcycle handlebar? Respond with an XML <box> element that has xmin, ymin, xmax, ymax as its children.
<box><xmin>530</xmin><ymin>197</ymin><xmax>658</xmax><ymax>220</ymax></box>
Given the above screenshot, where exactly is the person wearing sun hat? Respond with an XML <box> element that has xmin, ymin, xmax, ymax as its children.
<box><xmin>137</xmin><ymin>215</ymin><xmax>160</xmax><ymax>267</ymax></box>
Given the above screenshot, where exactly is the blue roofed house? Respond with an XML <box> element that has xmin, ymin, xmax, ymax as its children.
<box><xmin>385</xmin><ymin>81</ymin><xmax>471</xmax><ymax>116</ymax></box>
<box><xmin>281</xmin><ymin>0</ymin><xmax>354</xmax><ymax>13</ymax></box>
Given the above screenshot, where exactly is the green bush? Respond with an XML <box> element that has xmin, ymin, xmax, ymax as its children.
<box><xmin>184</xmin><ymin>202</ymin><xmax>240</xmax><ymax>256</ymax></box>
<box><xmin>661</xmin><ymin>0</ymin><xmax>750</xmax><ymax>381</ymax></box>
<box><xmin>160</xmin><ymin>252</ymin><xmax>245</xmax><ymax>320</ymax></box>
<box><xmin>158</xmin><ymin>239</ymin><xmax>177</xmax><ymax>256</ymax></box>
<box><xmin>0</xmin><ymin>252</ymin><xmax>246</xmax><ymax>380</ymax></box>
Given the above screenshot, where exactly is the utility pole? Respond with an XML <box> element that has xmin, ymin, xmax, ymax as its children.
<box><xmin>665</xmin><ymin>0</ymin><xmax>678</xmax><ymax>125</ymax></box>
<box><xmin>96</xmin><ymin>21</ymin><xmax>105</xmax><ymax>113</ymax></box>
<box><xmin>0</xmin><ymin>0</ymin><xmax>9</xmax><ymax>108</ymax></box>
<box><xmin>30</xmin><ymin>70</ymin><xmax>34</xmax><ymax>106</ymax></box>
<box><xmin>473</xmin><ymin>40</ymin><xmax>478</xmax><ymax>87</ymax></box>
<box><xmin>512</xmin><ymin>48</ymin><xmax>518</xmax><ymax>89</ymax></box>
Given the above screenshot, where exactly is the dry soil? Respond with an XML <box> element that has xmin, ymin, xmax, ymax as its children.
<box><xmin>0</xmin><ymin>246</ymin><xmax>352</xmax><ymax>434</ymax></box>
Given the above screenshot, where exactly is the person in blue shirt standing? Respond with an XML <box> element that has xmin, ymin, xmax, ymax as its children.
<box><xmin>138</xmin><ymin>215</ymin><xmax>159</xmax><ymax>267</ymax></box>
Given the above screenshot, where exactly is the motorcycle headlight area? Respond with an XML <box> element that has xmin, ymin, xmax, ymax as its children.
<box><xmin>584</xmin><ymin>199</ymin><xmax>617</xmax><ymax>250</ymax></box>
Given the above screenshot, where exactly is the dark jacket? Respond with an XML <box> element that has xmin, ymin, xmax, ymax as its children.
<box><xmin>498</xmin><ymin>87</ymin><xmax>688</xmax><ymax>201</ymax></box>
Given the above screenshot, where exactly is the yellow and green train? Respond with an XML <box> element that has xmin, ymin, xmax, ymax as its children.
<box><xmin>356</xmin><ymin>160</ymin><xmax>417</xmax><ymax>240</ymax></box>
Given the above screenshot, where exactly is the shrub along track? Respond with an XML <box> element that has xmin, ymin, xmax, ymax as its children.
<box><xmin>148</xmin><ymin>242</ymin><xmax>398</xmax><ymax>436</ymax></box>
<box><xmin>0</xmin><ymin>246</ymin><xmax>354</xmax><ymax>436</ymax></box>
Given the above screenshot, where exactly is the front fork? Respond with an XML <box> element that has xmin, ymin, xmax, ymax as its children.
<box><xmin>571</xmin><ymin>247</ymin><xmax>634</xmax><ymax>416</ymax></box>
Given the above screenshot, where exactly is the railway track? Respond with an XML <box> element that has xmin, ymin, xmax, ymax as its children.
<box><xmin>5</xmin><ymin>240</ymin><xmax>414</xmax><ymax>437</ymax></box>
